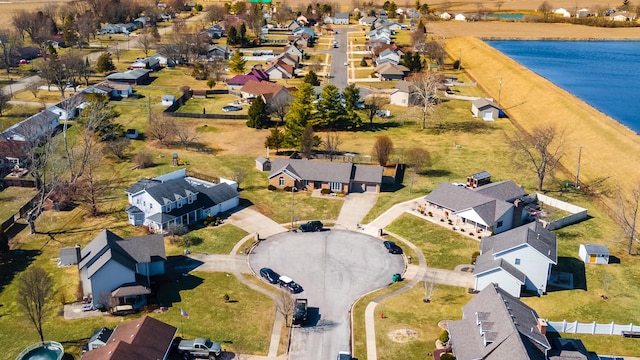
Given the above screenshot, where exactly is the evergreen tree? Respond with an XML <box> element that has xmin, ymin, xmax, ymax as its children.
<box><xmin>388</xmin><ymin>2</ymin><xmax>398</xmax><ymax>17</ymax></box>
<box><xmin>265</xmin><ymin>126</ymin><xmax>285</xmax><ymax>153</ymax></box>
<box><xmin>95</xmin><ymin>52</ymin><xmax>116</xmax><ymax>73</ymax></box>
<box><xmin>239</xmin><ymin>23</ymin><xmax>247</xmax><ymax>45</ymax></box>
<box><xmin>62</xmin><ymin>14</ymin><xmax>78</xmax><ymax>48</ymax></box>
<box><xmin>228</xmin><ymin>50</ymin><xmax>247</xmax><ymax>74</ymax></box>
<box><xmin>401</xmin><ymin>51</ymin><xmax>424</xmax><ymax>72</ymax></box>
<box><xmin>317</xmin><ymin>84</ymin><xmax>348</xmax><ymax>129</ymax></box>
<box><xmin>342</xmin><ymin>84</ymin><xmax>362</xmax><ymax>128</ymax></box>
<box><xmin>284</xmin><ymin>82</ymin><xmax>316</xmax><ymax>148</ymax></box>
<box><xmin>303</xmin><ymin>70</ymin><xmax>321</xmax><ymax>86</ymax></box>
<box><xmin>247</xmin><ymin>96</ymin><xmax>269</xmax><ymax>129</ymax></box>
<box><xmin>417</xmin><ymin>19</ymin><xmax>427</xmax><ymax>33</ymax></box>
<box><xmin>227</xmin><ymin>26</ymin><xmax>238</xmax><ymax>45</ymax></box>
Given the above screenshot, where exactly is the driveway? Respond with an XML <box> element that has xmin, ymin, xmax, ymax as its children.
<box><xmin>248</xmin><ymin>230</ymin><xmax>404</xmax><ymax>360</ymax></box>
<box><xmin>227</xmin><ymin>207</ymin><xmax>288</xmax><ymax>238</ymax></box>
<box><xmin>335</xmin><ymin>192</ymin><xmax>379</xmax><ymax>230</ymax></box>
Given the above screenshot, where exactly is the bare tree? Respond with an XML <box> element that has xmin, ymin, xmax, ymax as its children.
<box><xmin>364</xmin><ymin>94</ymin><xmax>386</xmax><ymax>125</ymax></box>
<box><xmin>269</xmin><ymin>98</ymin><xmax>289</xmax><ymax>124</ymax></box>
<box><xmin>175</xmin><ymin>126</ymin><xmax>199</xmax><ymax>150</ymax></box>
<box><xmin>0</xmin><ymin>93</ymin><xmax>11</xmax><ymax>115</ymax></box>
<box><xmin>276</xmin><ymin>289</ymin><xmax>295</xmax><ymax>327</ymax></box>
<box><xmin>539</xmin><ymin>1</ymin><xmax>554</xmax><ymax>21</ymax></box>
<box><xmin>104</xmin><ymin>137</ymin><xmax>131</xmax><ymax>160</ymax></box>
<box><xmin>148</xmin><ymin>116</ymin><xmax>177</xmax><ymax>146</ymax></box>
<box><xmin>207</xmin><ymin>4</ymin><xmax>226</xmax><ymax>23</ymax></box>
<box><xmin>0</xmin><ymin>30</ymin><xmax>22</xmax><ymax>76</ymax></box>
<box><xmin>405</xmin><ymin>147</ymin><xmax>431</xmax><ymax>193</ymax></box>
<box><xmin>231</xmin><ymin>166</ymin><xmax>249</xmax><ymax>190</ymax></box>
<box><xmin>323</xmin><ymin>131</ymin><xmax>342</xmax><ymax>161</ymax></box>
<box><xmin>372</xmin><ymin>135</ymin><xmax>394</xmax><ymax>166</ymax></box>
<box><xmin>76</xmin><ymin>146</ymin><xmax>105</xmax><ymax>217</ymax></box>
<box><xmin>17</xmin><ymin>266</ymin><xmax>55</xmax><ymax>342</ymax></box>
<box><xmin>137</xmin><ymin>28</ymin><xmax>156</xmax><ymax>57</ymax></box>
<box><xmin>111</xmin><ymin>41</ymin><xmax>122</xmax><ymax>63</ymax></box>
<box><xmin>409</xmin><ymin>72</ymin><xmax>440</xmax><ymax>130</ymax></box>
<box><xmin>134</xmin><ymin>151</ymin><xmax>154</xmax><ymax>168</ymax></box>
<box><xmin>508</xmin><ymin>124</ymin><xmax>566</xmax><ymax>192</ymax></box>
<box><xmin>26</xmin><ymin>79</ymin><xmax>42</xmax><ymax>98</ymax></box>
<box><xmin>424</xmin><ymin>272</ymin><xmax>436</xmax><ymax>303</ymax></box>
<box><xmin>615</xmin><ymin>182</ymin><xmax>640</xmax><ymax>255</ymax></box>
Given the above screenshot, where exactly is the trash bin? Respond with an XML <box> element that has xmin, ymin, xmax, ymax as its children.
<box><xmin>392</xmin><ymin>273</ymin><xmax>401</xmax><ymax>283</ymax></box>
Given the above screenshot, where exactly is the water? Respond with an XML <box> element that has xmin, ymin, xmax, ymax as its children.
<box><xmin>20</xmin><ymin>347</ymin><xmax>63</xmax><ymax>360</ymax></box>
<box><xmin>486</xmin><ymin>40</ymin><xmax>640</xmax><ymax>133</ymax></box>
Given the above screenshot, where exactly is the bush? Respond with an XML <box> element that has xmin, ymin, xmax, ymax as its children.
<box><xmin>223</xmin><ymin>293</ymin><xmax>230</xmax><ymax>302</ymax></box>
<box><xmin>360</xmin><ymin>58</ymin><xmax>367</xmax><ymax>66</ymax></box>
<box><xmin>134</xmin><ymin>152</ymin><xmax>153</xmax><ymax>169</ymax></box>
<box><xmin>427</xmin><ymin>212</ymin><xmax>433</xmax><ymax>217</ymax></box>
<box><xmin>453</xmin><ymin>59</ymin><xmax>461</xmax><ymax>69</ymax></box>
<box><xmin>471</xmin><ymin>251</ymin><xmax>480</xmax><ymax>264</ymax></box>
<box><xmin>440</xmin><ymin>353</ymin><xmax>455</xmax><ymax>360</ymax></box>
<box><xmin>469</xmin><ymin>232</ymin><xmax>474</xmax><ymax>236</ymax></box>
<box><xmin>283</xmin><ymin>186</ymin><xmax>292</xmax><ymax>192</ymax></box>
<box><xmin>438</xmin><ymin>330</ymin><xmax>450</xmax><ymax>343</ymax></box>
<box><xmin>203</xmin><ymin>214</ymin><xmax>216</xmax><ymax>226</ymax></box>
<box><xmin>320</xmin><ymin>188</ymin><xmax>332</xmax><ymax>195</ymax></box>
<box><xmin>268</xmin><ymin>184</ymin><xmax>277</xmax><ymax>191</ymax></box>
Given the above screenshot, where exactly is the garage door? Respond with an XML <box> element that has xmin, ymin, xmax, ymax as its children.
<box><xmin>366</xmin><ymin>184</ymin><xmax>377</xmax><ymax>192</ymax></box>
<box><xmin>350</xmin><ymin>183</ymin><xmax>364</xmax><ymax>193</ymax></box>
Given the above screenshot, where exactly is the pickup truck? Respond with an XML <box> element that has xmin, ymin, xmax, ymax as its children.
<box><xmin>178</xmin><ymin>338</ymin><xmax>222</xmax><ymax>359</ymax></box>
<box><xmin>292</xmin><ymin>298</ymin><xmax>308</xmax><ymax>325</ymax></box>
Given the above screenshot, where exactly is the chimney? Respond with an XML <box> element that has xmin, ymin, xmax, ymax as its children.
<box><xmin>537</xmin><ymin>318</ymin><xmax>547</xmax><ymax>335</ymax></box>
<box><xmin>266</xmin><ymin>146</ymin><xmax>270</xmax><ymax>159</ymax></box>
<box><xmin>75</xmin><ymin>244</ymin><xmax>81</xmax><ymax>264</ymax></box>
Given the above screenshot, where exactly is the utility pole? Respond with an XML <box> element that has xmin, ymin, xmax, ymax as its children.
<box><xmin>498</xmin><ymin>77</ymin><xmax>502</xmax><ymax>105</ymax></box>
<box><xmin>575</xmin><ymin>146</ymin><xmax>585</xmax><ymax>188</ymax></box>
<box><xmin>291</xmin><ymin>186</ymin><xmax>295</xmax><ymax>230</ymax></box>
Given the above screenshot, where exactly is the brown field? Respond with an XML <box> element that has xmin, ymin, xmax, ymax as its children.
<box><xmin>443</xmin><ymin>36</ymin><xmax>640</xmax><ymax>207</ymax></box>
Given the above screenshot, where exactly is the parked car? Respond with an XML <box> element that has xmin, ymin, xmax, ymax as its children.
<box><xmin>299</xmin><ymin>221</ymin><xmax>323</xmax><ymax>232</ymax></box>
<box><xmin>337</xmin><ymin>351</ymin><xmax>351</xmax><ymax>360</ymax></box>
<box><xmin>222</xmin><ymin>105</ymin><xmax>242</xmax><ymax>112</ymax></box>
<box><xmin>19</xmin><ymin>59</ymin><xmax>29</xmax><ymax>64</ymax></box>
<box><xmin>383</xmin><ymin>240</ymin><xmax>402</xmax><ymax>254</ymax></box>
<box><xmin>260</xmin><ymin>267</ymin><xmax>280</xmax><ymax>284</ymax></box>
<box><xmin>177</xmin><ymin>338</ymin><xmax>222</xmax><ymax>358</ymax></box>
<box><xmin>344</xmin><ymin>61</ymin><xmax>348</xmax><ymax>66</ymax></box>
<box><xmin>292</xmin><ymin>298</ymin><xmax>308</xmax><ymax>325</ymax></box>
<box><xmin>279</xmin><ymin>275</ymin><xmax>303</xmax><ymax>294</ymax></box>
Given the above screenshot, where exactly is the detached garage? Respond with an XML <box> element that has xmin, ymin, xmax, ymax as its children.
<box><xmin>471</xmin><ymin>98</ymin><xmax>500</xmax><ymax>121</ymax></box>
<box><xmin>579</xmin><ymin>244</ymin><xmax>609</xmax><ymax>264</ymax></box>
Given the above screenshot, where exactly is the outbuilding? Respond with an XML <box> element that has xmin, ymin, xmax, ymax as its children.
<box><xmin>471</xmin><ymin>98</ymin><xmax>500</xmax><ymax>121</ymax></box>
<box><xmin>579</xmin><ymin>244</ymin><xmax>609</xmax><ymax>264</ymax></box>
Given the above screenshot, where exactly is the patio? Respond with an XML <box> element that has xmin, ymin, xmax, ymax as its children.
<box><xmin>411</xmin><ymin>201</ymin><xmax>489</xmax><ymax>241</ymax></box>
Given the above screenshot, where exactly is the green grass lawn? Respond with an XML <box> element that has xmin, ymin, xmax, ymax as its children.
<box><xmin>0</xmin><ymin>187</ymin><xmax>36</xmax><ymax>221</ymax></box>
<box><xmin>166</xmin><ymin>224</ymin><xmax>249</xmax><ymax>255</ymax></box>
<box><xmin>0</xmin><ymin>105</ymin><xmax>42</xmax><ymax>132</ymax></box>
<box><xmin>176</xmin><ymin>95</ymin><xmax>248</xmax><ymax>115</ymax></box>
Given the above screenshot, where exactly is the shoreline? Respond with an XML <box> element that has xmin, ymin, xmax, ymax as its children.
<box><xmin>443</xmin><ymin>36</ymin><xmax>640</xmax><ymax>199</ymax></box>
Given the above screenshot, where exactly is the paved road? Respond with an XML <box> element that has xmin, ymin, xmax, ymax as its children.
<box><xmin>248</xmin><ymin>230</ymin><xmax>404</xmax><ymax>360</ymax></box>
<box><xmin>328</xmin><ymin>28</ymin><xmax>358</xmax><ymax>90</ymax></box>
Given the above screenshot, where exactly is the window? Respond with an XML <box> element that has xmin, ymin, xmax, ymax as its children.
<box><xmin>515</xmin><ymin>258</ymin><xmax>521</xmax><ymax>265</ymax></box>
<box><xmin>279</xmin><ymin>177</ymin><xmax>285</xmax><ymax>186</ymax></box>
<box><xmin>496</xmin><ymin>220</ymin><xmax>503</xmax><ymax>228</ymax></box>
<box><xmin>330</xmin><ymin>182</ymin><xmax>342</xmax><ymax>191</ymax></box>
<box><xmin>136</xmin><ymin>198</ymin><xmax>140</xmax><ymax>204</ymax></box>
<box><xmin>150</xmin><ymin>203</ymin><xmax>153</xmax><ymax>209</ymax></box>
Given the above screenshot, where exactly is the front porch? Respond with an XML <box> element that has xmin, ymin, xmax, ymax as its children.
<box><xmin>413</xmin><ymin>201</ymin><xmax>491</xmax><ymax>240</ymax></box>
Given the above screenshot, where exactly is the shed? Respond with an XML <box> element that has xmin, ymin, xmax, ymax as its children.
<box><xmin>161</xmin><ymin>95</ymin><xmax>175</xmax><ymax>106</ymax></box>
<box><xmin>467</xmin><ymin>171</ymin><xmax>491</xmax><ymax>188</ymax></box>
<box><xmin>59</xmin><ymin>245</ymin><xmax>81</xmax><ymax>266</ymax></box>
<box><xmin>256</xmin><ymin>156</ymin><xmax>271</xmax><ymax>171</ymax></box>
<box><xmin>579</xmin><ymin>244</ymin><xmax>609</xmax><ymax>264</ymax></box>
<box><xmin>126</xmin><ymin>129</ymin><xmax>139</xmax><ymax>139</ymax></box>
<box><xmin>471</xmin><ymin>98</ymin><xmax>500</xmax><ymax>121</ymax></box>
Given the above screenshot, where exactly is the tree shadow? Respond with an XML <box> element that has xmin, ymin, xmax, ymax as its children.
<box><xmin>423</xmin><ymin>169</ymin><xmax>452</xmax><ymax>177</ymax></box>
<box><xmin>361</xmin><ymin>122</ymin><xmax>402</xmax><ymax>132</ymax></box>
<box><xmin>426</xmin><ymin>121</ymin><xmax>494</xmax><ymax>135</ymax></box>
<box><xmin>152</xmin><ymin>272</ymin><xmax>204</xmax><ymax>308</ymax></box>
<box><xmin>0</xmin><ymin>249</ymin><xmax>40</xmax><ymax>293</ymax></box>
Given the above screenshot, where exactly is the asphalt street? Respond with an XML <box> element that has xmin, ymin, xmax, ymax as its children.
<box><xmin>248</xmin><ymin>229</ymin><xmax>405</xmax><ymax>360</ymax></box>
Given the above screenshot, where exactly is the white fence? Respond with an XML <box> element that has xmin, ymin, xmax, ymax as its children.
<box><xmin>536</xmin><ymin>193</ymin><xmax>588</xmax><ymax>230</ymax></box>
<box><xmin>547</xmin><ymin>320</ymin><xmax>640</xmax><ymax>335</ymax></box>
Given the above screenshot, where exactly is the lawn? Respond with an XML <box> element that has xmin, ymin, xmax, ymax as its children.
<box><xmin>165</xmin><ymin>224</ymin><xmax>249</xmax><ymax>256</ymax></box>
<box><xmin>176</xmin><ymin>95</ymin><xmax>248</xmax><ymax>115</ymax></box>
<box><xmin>0</xmin><ymin>105</ymin><xmax>42</xmax><ymax>132</ymax></box>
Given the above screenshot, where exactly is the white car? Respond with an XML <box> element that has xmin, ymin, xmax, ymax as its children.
<box><xmin>344</xmin><ymin>61</ymin><xmax>348</xmax><ymax>66</ymax></box>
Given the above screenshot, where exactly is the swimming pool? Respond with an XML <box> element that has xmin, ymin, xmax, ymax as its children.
<box><xmin>15</xmin><ymin>341</ymin><xmax>64</xmax><ymax>360</ymax></box>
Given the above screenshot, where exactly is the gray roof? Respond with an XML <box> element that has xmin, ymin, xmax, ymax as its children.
<box><xmin>106</xmin><ymin>69</ymin><xmax>151</xmax><ymax>81</ymax></box>
<box><xmin>256</xmin><ymin>156</ymin><xmax>270</xmax><ymax>164</ymax></box>
<box><xmin>1</xmin><ymin>110</ymin><xmax>60</xmax><ymax>141</ymax></box>
<box><xmin>52</xmin><ymin>92</ymin><xmax>86</xmax><ymax>110</ymax></box>
<box><xmin>425</xmin><ymin>183</ymin><xmax>513</xmax><ymax>227</ymax></box>
<box><xmin>473</xmin><ymin>180</ymin><xmax>527</xmax><ymax>202</ymax></box>
<box><xmin>89</xmin><ymin>327</ymin><xmax>113</xmax><ymax>344</ymax></box>
<box><xmin>352</xmin><ymin>164</ymin><xmax>384</xmax><ymax>183</ymax></box>
<box><xmin>473</xmin><ymin>98</ymin><xmax>499</xmax><ymax>109</ymax></box>
<box><xmin>195</xmin><ymin>182</ymin><xmax>238</xmax><ymax>204</ymax></box>
<box><xmin>581</xmin><ymin>244</ymin><xmax>609</xmax><ymax>255</ymax></box>
<box><xmin>473</xmin><ymin>252</ymin><xmax>526</xmax><ymax>283</ymax></box>
<box><xmin>59</xmin><ymin>246</ymin><xmax>80</xmax><ymax>266</ymax></box>
<box><xmin>448</xmin><ymin>283</ymin><xmax>550</xmax><ymax>360</ymax></box>
<box><xmin>470</xmin><ymin>170</ymin><xmax>491</xmax><ymax>180</ymax></box>
<box><xmin>135</xmin><ymin>178</ymin><xmax>198</xmax><ymax>206</ymax></box>
<box><xmin>395</xmin><ymin>80</ymin><xmax>413</xmax><ymax>93</ymax></box>
<box><xmin>480</xmin><ymin>220</ymin><xmax>557</xmax><ymax>264</ymax></box>
<box><xmin>269</xmin><ymin>159</ymin><xmax>354</xmax><ymax>184</ymax></box>
<box><xmin>335</xmin><ymin>12</ymin><xmax>349</xmax><ymax>19</ymax></box>
<box><xmin>79</xmin><ymin>229</ymin><xmax>166</xmax><ymax>278</ymax></box>
<box><xmin>111</xmin><ymin>283</ymin><xmax>151</xmax><ymax>297</ymax></box>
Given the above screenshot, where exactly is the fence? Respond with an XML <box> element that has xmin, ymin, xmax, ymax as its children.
<box><xmin>0</xmin><ymin>193</ymin><xmax>39</xmax><ymax>232</ymax></box>
<box><xmin>536</xmin><ymin>193</ymin><xmax>588</xmax><ymax>230</ymax></box>
<box><xmin>547</xmin><ymin>320</ymin><xmax>640</xmax><ymax>335</ymax></box>
<box><xmin>165</xmin><ymin>112</ymin><xmax>248</xmax><ymax>120</ymax></box>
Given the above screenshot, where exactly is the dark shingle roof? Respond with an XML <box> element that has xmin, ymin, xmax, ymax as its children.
<box><xmin>482</xmin><ymin>221</ymin><xmax>557</xmax><ymax>264</ymax></box>
<box><xmin>447</xmin><ymin>284</ymin><xmax>550</xmax><ymax>360</ymax></box>
<box><xmin>106</xmin><ymin>69</ymin><xmax>151</xmax><ymax>81</ymax></box>
<box><xmin>143</xmin><ymin>178</ymin><xmax>198</xmax><ymax>205</ymax></box>
<box><xmin>269</xmin><ymin>158</ymin><xmax>353</xmax><ymax>183</ymax></box>
<box><xmin>116</xmin><ymin>234</ymin><xmax>166</xmax><ymax>263</ymax></box>
<box><xmin>89</xmin><ymin>327</ymin><xmax>113</xmax><ymax>344</ymax></box>
<box><xmin>473</xmin><ymin>252</ymin><xmax>526</xmax><ymax>283</ymax></box>
<box><xmin>195</xmin><ymin>182</ymin><xmax>239</xmax><ymax>204</ymax></box>
<box><xmin>352</xmin><ymin>164</ymin><xmax>384</xmax><ymax>183</ymax></box>
<box><xmin>473</xmin><ymin>180</ymin><xmax>527</xmax><ymax>202</ymax></box>
<box><xmin>581</xmin><ymin>244</ymin><xmax>609</xmax><ymax>255</ymax></box>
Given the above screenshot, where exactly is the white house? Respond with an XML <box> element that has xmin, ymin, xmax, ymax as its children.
<box><xmin>125</xmin><ymin>169</ymin><xmax>239</xmax><ymax>232</ymax></box>
<box><xmin>454</xmin><ymin>13</ymin><xmax>467</xmax><ymax>21</ymax></box>
<box><xmin>78</xmin><ymin>229</ymin><xmax>166</xmax><ymax>310</ymax></box>
<box><xmin>334</xmin><ymin>12</ymin><xmax>350</xmax><ymax>25</ymax></box>
<box><xmin>553</xmin><ymin>7</ymin><xmax>571</xmax><ymax>17</ymax></box>
<box><xmin>375</xmin><ymin>48</ymin><xmax>401</xmax><ymax>65</ymax></box>
<box><xmin>47</xmin><ymin>93</ymin><xmax>87</xmax><ymax>120</ymax></box>
<box><xmin>86</xmin><ymin>327</ymin><xmax>113</xmax><ymax>351</ymax></box>
<box><xmin>0</xmin><ymin>110</ymin><xmax>61</xmax><ymax>142</ymax></box>
<box><xmin>579</xmin><ymin>244</ymin><xmax>609</xmax><ymax>264</ymax></box>
<box><xmin>390</xmin><ymin>80</ymin><xmax>413</xmax><ymax>107</ymax></box>
<box><xmin>440</xmin><ymin>12</ymin><xmax>452</xmax><ymax>20</ymax></box>
<box><xmin>474</xmin><ymin>220</ymin><xmax>558</xmax><ymax>298</ymax></box>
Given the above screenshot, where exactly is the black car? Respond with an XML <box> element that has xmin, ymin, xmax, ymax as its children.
<box><xmin>384</xmin><ymin>241</ymin><xmax>403</xmax><ymax>254</ymax></box>
<box><xmin>259</xmin><ymin>267</ymin><xmax>280</xmax><ymax>284</ymax></box>
<box><xmin>299</xmin><ymin>221</ymin><xmax>323</xmax><ymax>232</ymax></box>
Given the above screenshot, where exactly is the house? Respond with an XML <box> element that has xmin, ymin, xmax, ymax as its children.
<box><xmin>471</xmin><ymin>98</ymin><xmax>500</xmax><ymax>120</ymax></box>
<box><xmin>440</xmin><ymin>12</ymin><xmax>452</xmax><ymax>20</ymax></box>
<box><xmin>0</xmin><ymin>110</ymin><xmax>61</xmax><ymax>142</ymax></box>
<box><xmin>612</xmin><ymin>12</ymin><xmax>636</xmax><ymax>20</ymax></box>
<box><xmin>226</xmin><ymin>67</ymin><xmax>270</xmax><ymax>95</ymax></box>
<box><xmin>239</xmin><ymin>80</ymin><xmax>293</xmax><ymax>105</ymax></box>
<box><xmin>130</xmin><ymin>56</ymin><xmax>160</xmax><ymax>71</ymax></box>
<box><xmin>273</xmin><ymin>52</ymin><xmax>299</xmax><ymax>68</ymax></box>
<box><xmin>359</xmin><ymin>16</ymin><xmax>378</xmax><ymax>25</ymax></box>
<box><xmin>375</xmin><ymin>48</ymin><xmax>401</xmax><ymax>65</ymax></box>
<box><xmin>576</xmin><ymin>8</ymin><xmax>590</xmax><ymax>17</ymax></box>
<box><xmin>0</xmin><ymin>139</ymin><xmax>27</xmax><ymax>172</ymax></box>
<box><xmin>390</xmin><ymin>80</ymin><xmax>413</xmax><ymax>106</ymax></box>
<box><xmin>284</xmin><ymin>44</ymin><xmax>304</xmax><ymax>60</ymax></box>
<box><xmin>296</xmin><ymin>15</ymin><xmax>309</xmax><ymax>25</ymax></box>
<box><xmin>447</xmin><ymin>283</ymin><xmax>551</xmax><ymax>360</ymax></box>
<box><xmin>467</xmin><ymin>170</ymin><xmax>491</xmax><ymax>188</ymax></box>
<box><xmin>83</xmin><ymin>81</ymin><xmax>116</xmax><ymax>97</ymax></box>
<box><xmin>125</xmin><ymin>169</ymin><xmax>240</xmax><ymax>232</ymax></box>
<box><xmin>374</xmin><ymin>63</ymin><xmax>410</xmax><ymax>80</ymax></box>
<box><xmin>287</xmin><ymin>20</ymin><xmax>302</xmax><ymax>31</ymax></box>
<box><xmin>323</xmin><ymin>16</ymin><xmax>335</xmax><ymax>24</ymax></box>
<box><xmin>77</xmin><ymin>229</ymin><xmax>166</xmax><ymax>309</ymax></box>
<box><xmin>371</xmin><ymin>43</ymin><xmax>404</xmax><ymax>57</ymax></box>
<box><xmin>47</xmin><ymin>93</ymin><xmax>87</xmax><ymax>120</ymax></box>
<box><xmin>85</xmin><ymin>327</ymin><xmax>113</xmax><ymax>352</ymax></box>
<box><xmin>264</xmin><ymin>60</ymin><xmax>295</xmax><ymax>79</ymax></box>
<box><xmin>474</xmin><ymin>220</ymin><xmax>557</xmax><ymax>297</ymax></box>
<box><xmin>268</xmin><ymin>158</ymin><xmax>383</xmax><ymax>193</ymax></box>
<box><xmin>334</xmin><ymin>12</ymin><xmax>350</xmax><ymax>24</ymax></box>
<box><xmin>454</xmin><ymin>13</ymin><xmax>467</xmax><ymax>21</ymax></box>
<box><xmin>106</xmin><ymin>82</ymin><xmax>133</xmax><ymax>98</ymax></box>
<box><xmin>553</xmin><ymin>7</ymin><xmax>571</xmax><ymax>16</ymax></box>
<box><xmin>208</xmin><ymin>23</ymin><xmax>226</xmax><ymax>38</ymax></box>
<box><xmin>423</xmin><ymin>182</ymin><xmax>520</xmax><ymax>234</ymax></box>
<box><xmin>82</xmin><ymin>316</ymin><xmax>177</xmax><ymax>360</ymax></box>
<box><xmin>106</xmin><ymin>69</ymin><xmax>151</xmax><ymax>85</ymax></box>
<box><xmin>206</xmin><ymin>45</ymin><xmax>229</xmax><ymax>60</ymax></box>
<box><xmin>161</xmin><ymin>95</ymin><xmax>176</xmax><ymax>106</ymax></box>
<box><xmin>256</xmin><ymin>156</ymin><xmax>271</xmax><ymax>171</ymax></box>
<box><xmin>579</xmin><ymin>244</ymin><xmax>609</xmax><ymax>264</ymax></box>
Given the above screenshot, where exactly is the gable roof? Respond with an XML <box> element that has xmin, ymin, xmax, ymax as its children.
<box><xmin>375</xmin><ymin>63</ymin><xmax>410</xmax><ymax>76</ymax></box>
<box><xmin>473</xmin><ymin>180</ymin><xmax>527</xmax><ymax>202</ymax></box>
<box><xmin>89</xmin><ymin>327</ymin><xmax>113</xmax><ymax>345</ymax></box>
<box><xmin>106</xmin><ymin>69</ymin><xmax>151</xmax><ymax>81</ymax></box>
<box><xmin>352</xmin><ymin>164</ymin><xmax>384</xmax><ymax>183</ymax></box>
<box><xmin>240</xmin><ymin>80</ymin><xmax>288</xmax><ymax>101</ymax></box>
<box><xmin>193</xmin><ymin>182</ymin><xmax>239</xmax><ymax>205</ymax></box>
<box><xmin>84</xmin><ymin>81</ymin><xmax>115</xmax><ymax>94</ymax></box>
<box><xmin>78</xmin><ymin>230</ymin><xmax>137</xmax><ymax>277</ymax></box>
<box><xmin>0</xmin><ymin>139</ymin><xmax>27</xmax><ymax>158</ymax></box>
<box><xmin>227</xmin><ymin>73</ymin><xmax>266</xmax><ymax>86</ymax></box>
<box><xmin>52</xmin><ymin>92</ymin><xmax>87</xmax><ymax>111</ymax></box>
<box><xmin>335</xmin><ymin>12</ymin><xmax>349</xmax><ymax>19</ymax></box>
<box><xmin>1</xmin><ymin>110</ymin><xmax>60</xmax><ymax>141</ymax></box>
<box><xmin>115</xmin><ymin>234</ymin><xmax>166</xmax><ymax>263</ymax></box>
<box><xmin>480</xmin><ymin>220</ymin><xmax>557</xmax><ymax>264</ymax></box>
<box><xmin>394</xmin><ymin>80</ymin><xmax>413</xmax><ymax>93</ymax></box>
<box><xmin>82</xmin><ymin>316</ymin><xmax>177</xmax><ymax>360</ymax></box>
<box><xmin>269</xmin><ymin>159</ymin><xmax>382</xmax><ymax>185</ymax></box>
<box><xmin>473</xmin><ymin>98</ymin><xmax>500</xmax><ymax>110</ymax></box>
<box><xmin>473</xmin><ymin>252</ymin><xmax>527</xmax><ymax>283</ymax></box>
<box><xmin>448</xmin><ymin>284</ymin><xmax>551</xmax><ymax>360</ymax></box>
<box><xmin>425</xmin><ymin>182</ymin><xmax>513</xmax><ymax>227</ymax></box>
